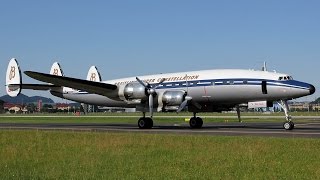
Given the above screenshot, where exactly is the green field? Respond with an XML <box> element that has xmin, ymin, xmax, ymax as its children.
<box><xmin>0</xmin><ymin>130</ymin><xmax>320</xmax><ymax>179</ymax></box>
<box><xmin>1</xmin><ymin>115</ymin><xmax>320</xmax><ymax>179</ymax></box>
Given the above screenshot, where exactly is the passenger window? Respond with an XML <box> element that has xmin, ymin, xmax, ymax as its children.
<box><xmin>230</xmin><ymin>80</ymin><xmax>234</xmax><ymax>85</ymax></box>
<box><xmin>243</xmin><ymin>80</ymin><xmax>248</xmax><ymax>84</ymax></box>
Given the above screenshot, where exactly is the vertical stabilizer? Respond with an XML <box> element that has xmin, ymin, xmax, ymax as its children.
<box><xmin>87</xmin><ymin>66</ymin><xmax>102</xmax><ymax>82</ymax></box>
<box><xmin>6</xmin><ymin>58</ymin><xmax>22</xmax><ymax>97</ymax></box>
<box><xmin>50</xmin><ymin>62</ymin><xmax>64</xmax><ymax>76</ymax></box>
<box><xmin>262</xmin><ymin>61</ymin><xmax>267</xmax><ymax>71</ymax></box>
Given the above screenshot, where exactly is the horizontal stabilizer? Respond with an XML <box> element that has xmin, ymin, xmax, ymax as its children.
<box><xmin>24</xmin><ymin>71</ymin><xmax>117</xmax><ymax>97</ymax></box>
<box><xmin>8</xmin><ymin>84</ymin><xmax>60</xmax><ymax>91</ymax></box>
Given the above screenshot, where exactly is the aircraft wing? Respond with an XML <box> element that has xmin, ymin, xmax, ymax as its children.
<box><xmin>24</xmin><ymin>71</ymin><xmax>118</xmax><ymax>97</ymax></box>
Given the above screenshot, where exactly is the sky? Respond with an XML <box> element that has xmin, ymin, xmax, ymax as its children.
<box><xmin>1</xmin><ymin>0</ymin><xmax>319</xmax><ymax>102</ymax></box>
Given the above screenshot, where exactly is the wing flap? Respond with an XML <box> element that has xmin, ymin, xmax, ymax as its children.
<box><xmin>24</xmin><ymin>71</ymin><xmax>118</xmax><ymax>97</ymax></box>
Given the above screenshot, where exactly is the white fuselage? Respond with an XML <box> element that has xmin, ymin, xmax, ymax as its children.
<box><xmin>56</xmin><ymin>69</ymin><xmax>313</xmax><ymax>111</ymax></box>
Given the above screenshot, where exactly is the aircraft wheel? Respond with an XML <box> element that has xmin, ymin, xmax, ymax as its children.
<box><xmin>196</xmin><ymin>117</ymin><xmax>203</xmax><ymax>128</ymax></box>
<box><xmin>138</xmin><ymin>117</ymin><xmax>153</xmax><ymax>129</ymax></box>
<box><xmin>189</xmin><ymin>117</ymin><xmax>203</xmax><ymax>128</ymax></box>
<box><xmin>283</xmin><ymin>121</ymin><xmax>294</xmax><ymax>130</ymax></box>
<box><xmin>146</xmin><ymin>117</ymin><xmax>153</xmax><ymax>128</ymax></box>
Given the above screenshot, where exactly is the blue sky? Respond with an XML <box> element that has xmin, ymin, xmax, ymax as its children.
<box><xmin>1</xmin><ymin>0</ymin><xmax>319</xmax><ymax>102</ymax></box>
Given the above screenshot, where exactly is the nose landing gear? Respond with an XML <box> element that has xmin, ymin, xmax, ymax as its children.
<box><xmin>278</xmin><ymin>100</ymin><xmax>294</xmax><ymax>130</ymax></box>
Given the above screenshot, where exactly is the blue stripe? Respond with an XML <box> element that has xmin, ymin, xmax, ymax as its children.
<box><xmin>72</xmin><ymin>78</ymin><xmax>309</xmax><ymax>95</ymax></box>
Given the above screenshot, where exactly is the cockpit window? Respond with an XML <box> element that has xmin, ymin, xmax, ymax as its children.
<box><xmin>278</xmin><ymin>76</ymin><xmax>293</xmax><ymax>81</ymax></box>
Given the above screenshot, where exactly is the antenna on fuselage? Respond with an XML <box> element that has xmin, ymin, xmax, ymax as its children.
<box><xmin>262</xmin><ymin>61</ymin><xmax>267</xmax><ymax>71</ymax></box>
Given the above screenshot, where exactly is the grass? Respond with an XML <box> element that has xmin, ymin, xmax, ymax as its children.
<box><xmin>0</xmin><ymin>130</ymin><xmax>320</xmax><ymax>179</ymax></box>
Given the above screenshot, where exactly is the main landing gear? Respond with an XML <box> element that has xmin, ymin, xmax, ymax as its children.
<box><xmin>137</xmin><ymin>112</ymin><xmax>204</xmax><ymax>129</ymax></box>
<box><xmin>189</xmin><ymin>113</ymin><xmax>203</xmax><ymax>128</ymax></box>
<box><xmin>278</xmin><ymin>100</ymin><xmax>294</xmax><ymax>130</ymax></box>
<box><xmin>138</xmin><ymin>112</ymin><xmax>153</xmax><ymax>129</ymax></box>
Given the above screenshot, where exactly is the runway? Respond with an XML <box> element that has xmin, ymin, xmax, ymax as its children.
<box><xmin>1</xmin><ymin>121</ymin><xmax>320</xmax><ymax>138</ymax></box>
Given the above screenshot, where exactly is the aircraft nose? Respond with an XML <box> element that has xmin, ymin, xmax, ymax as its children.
<box><xmin>309</xmin><ymin>84</ymin><xmax>316</xmax><ymax>95</ymax></box>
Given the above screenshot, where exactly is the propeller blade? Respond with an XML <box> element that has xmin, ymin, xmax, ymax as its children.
<box><xmin>136</xmin><ymin>77</ymin><xmax>147</xmax><ymax>88</ymax></box>
<box><xmin>149</xmin><ymin>94</ymin><xmax>154</xmax><ymax>117</ymax></box>
<box><xmin>177</xmin><ymin>99</ymin><xmax>188</xmax><ymax>112</ymax></box>
<box><xmin>152</xmin><ymin>78</ymin><xmax>166</xmax><ymax>90</ymax></box>
<box><xmin>177</xmin><ymin>96</ymin><xmax>192</xmax><ymax>112</ymax></box>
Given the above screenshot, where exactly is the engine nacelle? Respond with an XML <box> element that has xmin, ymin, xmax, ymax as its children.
<box><xmin>162</xmin><ymin>90</ymin><xmax>186</xmax><ymax>106</ymax></box>
<box><xmin>123</xmin><ymin>82</ymin><xmax>147</xmax><ymax>100</ymax></box>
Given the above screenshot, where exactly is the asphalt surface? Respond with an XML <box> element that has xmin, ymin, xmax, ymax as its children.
<box><xmin>2</xmin><ymin>120</ymin><xmax>320</xmax><ymax>138</ymax></box>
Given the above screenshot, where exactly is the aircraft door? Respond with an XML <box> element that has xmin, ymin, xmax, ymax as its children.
<box><xmin>262</xmin><ymin>81</ymin><xmax>268</xmax><ymax>94</ymax></box>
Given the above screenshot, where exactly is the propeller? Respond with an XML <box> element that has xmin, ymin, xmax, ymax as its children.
<box><xmin>177</xmin><ymin>74</ymin><xmax>202</xmax><ymax>112</ymax></box>
<box><xmin>136</xmin><ymin>77</ymin><xmax>165</xmax><ymax>117</ymax></box>
<box><xmin>177</xmin><ymin>96</ymin><xmax>192</xmax><ymax>112</ymax></box>
<box><xmin>177</xmin><ymin>95</ymin><xmax>202</xmax><ymax>112</ymax></box>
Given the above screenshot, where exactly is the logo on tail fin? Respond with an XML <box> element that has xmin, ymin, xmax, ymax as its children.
<box><xmin>53</xmin><ymin>68</ymin><xmax>59</xmax><ymax>75</ymax></box>
<box><xmin>90</xmin><ymin>73</ymin><xmax>96</xmax><ymax>81</ymax></box>
<box><xmin>9</xmin><ymin>66</ymin><xmax>16</xmax><ymax>80</ymax></box>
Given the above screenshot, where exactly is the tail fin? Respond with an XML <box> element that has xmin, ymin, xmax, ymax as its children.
<box><xmin>50</xmin><ymin>62</ymin><xmax>64</xmax><ymax>76</ymax></box>
<box><xmin>6</xmin><ymin>58</ymin><xmax>22</xmax><ymax>97</ymax></box>
<box><xmin>86</xmin><ymin>66</ymin><xmax>102</xmax><ymax>82</ymax></box>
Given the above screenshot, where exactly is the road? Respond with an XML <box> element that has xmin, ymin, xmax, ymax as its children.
<box><xmin>1</xmin><ymin>121</ymin><xmax>320</xmax><ymax>138</ymax></box>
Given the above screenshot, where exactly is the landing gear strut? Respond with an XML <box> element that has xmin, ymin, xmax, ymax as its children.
<box><xmin>278</xmin><ymin>100</ymin><xmax>294</xmax><ymax>130</ymax></box>
<box><xmin>189</xmin><ymin>113</ymin><xmax>203</xmax><ymax>128</ymax></box>
<box><xmin>138</xmin><ymin>112</ymin><xmax>153</xmax><ymax>129</ymax></box>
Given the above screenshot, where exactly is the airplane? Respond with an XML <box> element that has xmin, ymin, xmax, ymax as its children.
<box><xmin>5</xmin><ymin>58</ymin><xmax>315</xmax><ymax>130</ymax></box>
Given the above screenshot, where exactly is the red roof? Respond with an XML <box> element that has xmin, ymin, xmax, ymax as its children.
<box><xmin>4</xmin><ymin>103</ymin><xmax>23</xmax><ymax>109</ymax></box>
<box><xmin>56</xmin><ymin>103</ymin><xmax>70</xmax><ymax>108</ymax></box>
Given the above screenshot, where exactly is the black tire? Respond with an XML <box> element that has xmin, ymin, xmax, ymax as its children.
<box><xmin>196</xmin><ymin>117</ymin><xmax>203</xmax><ymax>128</ymax></box>
<box><xmin>146</xmin><ymin>117</ymin><xmax>153</xmax><ymax>129</ymax></box>
<box><xmin>189</xmin><ymin>117</ymin><xmax>198</xmax><ymax>128</ymax></box>
<box><xmin>289</xmin><ymin>121</ymin><xmax>295</xmax><ymax>130</ymax></box>
<box><xmin>189</xmin><ymin>117</ymin><xmax>203</xmax><ymax>128</ymax></box>
<box><xmin>283</xmin><ymin>121</ymin><xmax>294</xmax><ymax>130</ymax></box>
<box><xmin>138</xmin><ymin>118</ymin><xmax>147</xmax><ymax>129</ymax></box>
<box><xmin>138</xmin><ymin>117</ymin><xmax>153</xmax><ymax>129</ymax></box>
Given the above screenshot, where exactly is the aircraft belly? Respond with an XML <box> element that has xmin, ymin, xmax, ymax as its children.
<box><xmin>63</xmin><ymin>94</ymin><xmax>130</xmax><ymax>107</ymax></box>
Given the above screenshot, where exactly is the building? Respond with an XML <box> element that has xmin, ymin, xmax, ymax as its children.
<box><xmin>55</xmin><ymin>103</ymin><xmax>71</xmax><ymax>111</ymax></box>
<box><xmin>4</xmin><ymin>103</ymin><xmax>23</xmax><ymax>113</ymax></box>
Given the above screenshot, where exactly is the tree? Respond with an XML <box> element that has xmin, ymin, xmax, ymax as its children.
<box><xmin>26</xmin><ymin>103</ymin><xmax>36</xmax><ymax>113</ymax></box>
<box><xmin>312</xmin><ymin>97</ymin><xmax>320</xmax><ymax>104</ymax></box>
